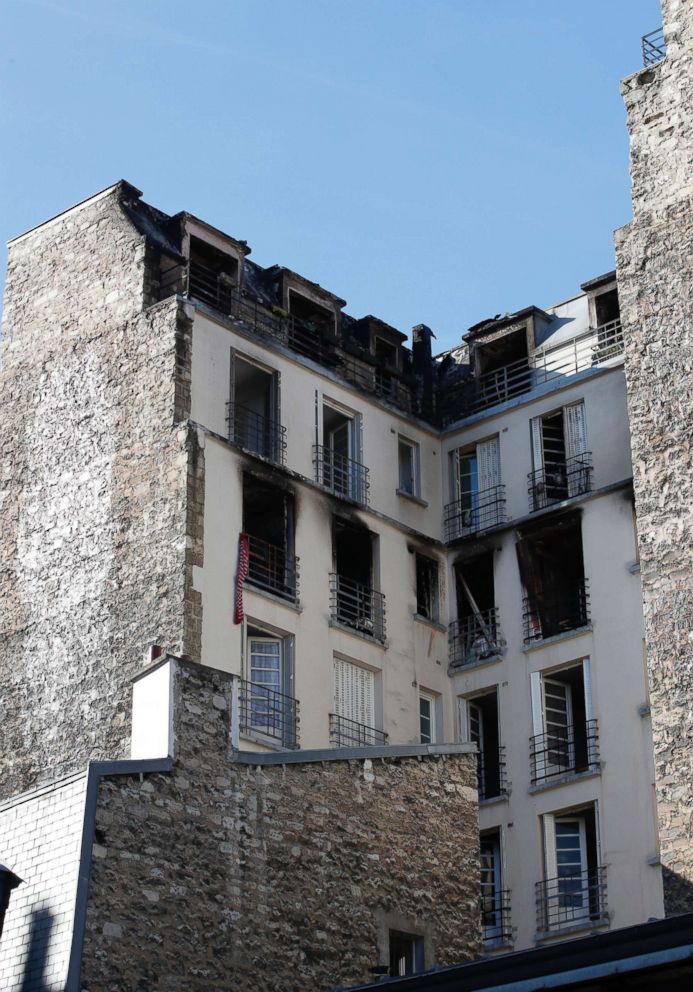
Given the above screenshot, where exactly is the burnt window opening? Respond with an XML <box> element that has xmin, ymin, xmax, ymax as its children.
<box><xmin>242</xmin><ymin>476</ymin><xmax>297</xmax><ymax>601</ymax></box>
<box><xmin>594</xmin><ymin>288</ymin><xmax>619</xmax><ymax>328</ymax></box>
<box><xmin>476</xmin><ymin>327</ymin><xmax>529</xmax><ymax>377</ymax></box>
<box><xmin>530</xmin><ymin>662</ymin><xmax>598</xmax><ymax>784</ymax></box>
<box><xmin>288</xmin><ymin>290</ymin><xmax>335</xmax><ymax>335</ymax></box>
<box><xmin>230</xmin><ymin>356</ymin><xmax>285</xmax><ymax>463</ymax></box>
<box><xmin>334</xmin><ymin>518</ymin><xmax>373</xmax><ymax>589</ymax></box>
<box><xmin>374</xmin><ymin>336</ymin><xmax>400</xmax><ymax>397</ymax></box>
<box><xmin>466</xmin><ymin>690</ymin><xmax>505</xmax><ymax>800</ymax></box>
<box><xmin>188</xmin><ymin>236</ymin><xmax>238</xmax><ymax>312</ymax></box>
<box><xmin>415</xmin><ymin>553</ymin><xmax>439</xmax><ymax>622</ymax></box>
<box><xmin>516</xmin><ymin>514</ymin><xmax>589</xmax><ymax>643</ymax></box>
<box><xmin>451</xmin><ymin>552</ymin><xmax>502</xmax><ymax>666</ymax></box>
<box><xmin>158</xmin><ymin>252</ymin><xmax>186</xmax><ymax>301</ymax></box>
<box><xmin>389</xmin><ymin>931</ymin><xmax>424</xmax><ymax>977</ymax></box>
<box><xmin>529</xmin><ymin>402</ymin><xmax>591</xmax><ymax>511</ymax></box>
<box><xmin>472</xmin><ymin>327</ymin><xmax>531</xmax><ymax>409</ymax></box>
<box><xmin>331</xmin><ymin>519</ymin><xmax>385</xmax><ymax>640</ymax></box>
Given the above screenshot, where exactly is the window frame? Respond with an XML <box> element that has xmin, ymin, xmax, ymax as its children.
<box><xmin>397</xmin><ymin>435</ymin><xmax>420</xmax><ymax>497</ymax></box>
<box><xmin>419</xmin><ymin>692</ymin><xmax>436</xmax><ymax>744</ymax></box>
<box><xmin>415</xmin><ymin>552</ymin><xmax>440</xmax><ymax>622</ymax></box>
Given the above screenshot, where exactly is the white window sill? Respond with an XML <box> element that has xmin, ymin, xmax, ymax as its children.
<box><xmin>413</xmin><ymin>613</ymin><xmax>446</xmax><ymax>633</ymax></box>
<box><xmin>396</xmin><ymin>488</ymin><xmax>428</xmax><ymax>507</ymax></box>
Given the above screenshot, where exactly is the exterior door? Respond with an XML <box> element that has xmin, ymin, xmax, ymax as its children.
<box><xmin>468</xmin><ymin>700</ymin><xmax>485</xmax><ymax>796</ymax></box>
<box><xmin>554</xmin><ymin>817</ymin><xmax>589</xmax><ymax>923</ymax></box>
<box><xmin>248</xmin><ymin>637</ymin><xmax>283</xmax><ymax>736</ymax></box>
<box><xmin>542</xmin><ymin>678</ymin><xmax>574</xmax><ymax>777</ymax></box>
<box><xmin>327</xmin><ymin>418</ymin><xmax>352</xmax><ymax>496</ymax></box>
<box><xmin>480</xmin><ymin>835</ymin><xmax>502</xmax><ymax>939</ymax></box>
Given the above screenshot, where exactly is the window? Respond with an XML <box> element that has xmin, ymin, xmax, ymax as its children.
<box><xmin>331</xmin><ymin>658</ymin><xmax>385</xmax><ymax>746</ymax></box>
<box><xmin>398</xmin><ymin>436</ymin><xmax>419</xmax><ymax>496</ymax></box>
<box><xmin>316</xmin><ymin>400</ymin><xmax>367</xmax><ymax>504</ymax></box>
<box><xmin>419</xmin><ymin>693</ymin><xmax>436</xmax><ymax>744</ymax></box>
<box><xmin>446</xmin><ymin>436</ymin><xmax>504</xmax><ymax>540</ymax></box>
<box><xmin>530</xmin><ymin>660</ymin><xmax>598</xmax><ymax>784</ymax></box>
<box><xmin>460</xmin><ymin>690</ymin><xmax>505</xmax><ymax>800</ymax></box>
<box><xmin>230</xmin><ymin>354</ymin><xmax>284</xmax><ymax>463</ymax></box>
<box><xmin>529</xmin><ymin>402</ymin><xmax>591</xmax><ymax>510</ymax></box>
<box><xmin>451</xmin><ymin>553</ymin><xmax>502</xmax><ymax>667</ymax></box>
<box><xmin>539</xmin><ymin>804</ymin><xmax>605</xmax><ymax>932</ymax></box>
<box><xmin>389</xmin><ymin>931</ymin><xmax>424</xmax><ymax>977</ymax></box>
<box><xmin>242</xmin><ymin>627</ymin><xmax>297</xmax><ymax>748</ymax></box>
<box><xmin>242</xmin><ymin>475</ymin><xmax>297</xmax><ymax>601</ymax></box>
<box><xmin>331</xmin><ymin>518</ymin><xmax>385</xmax><ymax>641</ymax></box>
<box><xmin>415</xmin><ymin>553</ymin><xmax>439</xmax><ymax>622</ymax></box>
<box><xmin>480</xmin><ymin>830</ymin><xmax>510</xmax><ymax>944</ymax></box>
<box><xmin>188</xmin><ymin>235</ymin><xmax>238</xmax><ymax>311</ymax></box>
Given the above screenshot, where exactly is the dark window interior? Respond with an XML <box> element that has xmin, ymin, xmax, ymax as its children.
<box><xmin>188</xmin><ymin>236</ymin><xmax>238</xmax><ymax>310</ymax></box>
<box><xmin>477</xmin><ymin>328</ymin><xmax>528</xmax><ymax>376</ymax></box>
<box><xmin>334</xmin><ymin>518</ymin><xmax>372</xmax><ymax>587</ymax></box>
<box><xmin>389</xmin><ymin>931</ymin><xmax>423</xmax><ymax>977</ymax></box>
<box><xmin>594</xmin><ymin>288</ymin><xmax>620</xmax><ymax>327</ymax></box>
<box><xmin>243</xmin><ymin>475</ymin><xmax>293</xmax><ymax>553</ymax></box>
<box><xmin>547</xmin><ymin>666</ymin><xmax>589</xmax><ymax>771</ymax></box>
<box><xmin>415</xmin><ymin>554</ymin><xmax>439</xmax><ymax>620</ymax></box>
<box><xmin>375</xmin><ymin>336</ymin><xmax>398</xmax><ymax>369</ymax></box>
<box><xmin>455</xmin><ymin>553</ymin><xmax>494</xmax><ymax>618</ymax></box>
<box><xmin>516</xmin><ymin>514</ymin><xmax>587</xmax><ymax>639</ymax></box>
<box><xmin>470</xmin><ymin>690</ymin><xmax>501</xmax><ymax>799</ymax></box>
<box><xmin>288</xmin><ymin>290</ymin><xmax>334</xmax><ymax>334</ymax></box>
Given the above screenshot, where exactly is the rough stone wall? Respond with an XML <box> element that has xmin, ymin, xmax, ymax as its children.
<box><xmin>0</xmin><ymin>773</ymin><xmax>87</xmax><ymax>991</ymax></box>
<box><xmin>79</xmin><ymin>662</ymin><xmax>480</xmax><ymax>992</ymax></box>
<box><xmin>615</xmin><ymin>0</ymin><xmax>693</xmax><ymax>913</ymax></box>
<box><xmin>0</xmin><ymin>184</ymin><xmax>201</xmax><ymax>799</ymax></box>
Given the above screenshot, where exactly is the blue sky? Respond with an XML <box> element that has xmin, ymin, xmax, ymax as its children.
<box><xmin>0</xmin><ymin>0</ymin><xmax>661</xmax><ymax>351</ymax></box>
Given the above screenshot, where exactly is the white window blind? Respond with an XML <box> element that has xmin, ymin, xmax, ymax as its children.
<box><xmin>334</xmin><ymin>658</ymin><xmax>375</xmax><ymax>728</ymax></box>
<box><xmin>563</xmin><ymin>401</ymin><xmax>587</xmax><ymax>461</ymax></box>
<box><xmin>530</xmin><ymin>416</ymin><xmax>544</xmax><ymax>473</ymax></box>
<box><xmin>477</xmin><ymin>436</ymin><xmax>501</xmax><ymax>492</ymax></box>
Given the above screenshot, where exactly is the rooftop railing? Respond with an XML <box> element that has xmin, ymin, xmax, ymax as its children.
<box><xmin>329</xmin><ymin>573</ymin><xmax>386</xmax><ymax>642</ymax></box>
<box><xmin>536</xmin><ymin>866</ymin><xmax>607</xmax><ymax>934</ymax></box>
<box><xmin>314</xmin><ymin>444</ymin><xmax>370</xmax><ymax>505</ymax></box>
<box><xmin>530</xmin><ymin>720</ymin><xmax>600</xmax><ymax>785</ymax></box>
<box><xmin>188</xmin><ymin>258</ymin><xmax>237</xmax><ymax>312</ymax></box>
<box><xmin>523</xmin><ymin>578</ymin><xmax>590</xmax><ymax>645</ymax></box>
<box><xmin>443</xmin><ymin>485</ymin><xmax>506</xmax><ymax>542</ymax></box>
<box><xmin>481</xmin><ymin>890</ymin><xmax>512</xmax><ymax>946</ymax></box>
<box><xmin>245</xmin><ymin>534</ymin><xmax>299</xmax><ymax>603</ymax></box>
<box><xmin>478</xmin><ymin>745</ymin><xmax>508</xmax><ymax>801</ymax></box>
<box><xmin>238</xmin><ymin>679</ymin><xmax>299</xmax><ymax>750</ymax></box>
<box><xmin>528</xmin><ymin>451</ymin><xmax>593</xmax><ymax>512</ymax></box>
<box><xmin>329</xmin><ymin>713</ymin><xmax>388</xmax><ymax>747</ymax></box>
<box><xmin>449</xmin><ymin>609</ymin><xmax>503</xmax><ymax>669</ymax></box>
<box><xmin>642</xmin><ymin>28</ymin><xmax>666</xmax><ymax>66</ymax></box>
<box><xmin>226</xmin><ymin>401</ymin><xmax>287</xmax><ymax>465</ymax></box>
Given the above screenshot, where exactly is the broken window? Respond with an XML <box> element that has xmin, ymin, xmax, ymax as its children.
<box><xmin>288</xmin><ymin>290</ymin><xmax>335</xmax><ymax>362</ymax></box>
<box><xmin>415</xmin><ymin>553</ymin><xmax>439</xmax><ymax>622</ymax></box>
<box><xmin>397</xmin><ymin>436</ymin><xmax>418</xmax><ymax>496</ymax></box>
<box><xmin>445</xmin><ymin>436</ymin><xmax>504</xmax><ymax>540</ymax></box>
<box><xmin>516</xmin><ymin>513</ymin><xmax>589</xmax><ymax>643</ymax></box>
<box><xmin>475</xmin><ymin>327</ymin><xmax>531</xmax><ymax>406</ymax></box>
<box><xmin>463</xmin><ymin>689</ymin><xmax>505</xmax><ymax>800</ymax></box>
<box><xmin>374</xmin><ymin>336</ymin><xmax>399</xmax><ymax>398</ymax></box>
<box><xmin>188</xmin><ymin>236</ymin><xmax>238</xmax><ymax>311</ymax></box>
<box><xmin>529</xmin><ymin>402</ymin><xmax>591</xmax><ymax>510</ymax></box>
<box><xmin>242</xmin><ymin>475</ymin><xmax>297</xmax><ymax>601</ymax></box>
<box><xmin>316</xmin><ymin>402</ymin><xmax>368</xmax><ymax>503</ymax></box>
<box><xmin>230</xmin><ymin>354</ymin><xmax>285</xmax><ymax>463</ymax></box>
<box><xmin>480</xmin><ymin>830</ymin><xmax>510</xmax><ymax>945</ymax></box>
<box><xmin>594</xmin><ymin>288</ymin><xmax>619</xmax><ymax>328</ymax></box>
<box><xmin>242</xmin><ymin>626</ymin><xmax>297</xmax><ymax>748</ymax></box>
<box><xmin>539</xmin><ymin>804</ymin><xmax>605</xmax><ymax>932</ymax></box>
<box><xmin>450</xmin><ymin>553</ymin><xmax>502</xmax><ymax>666</ymax></box>
<box><xmin>330</xmin><ymin>518</ymin><xmax>385</xmax><ymax>641</ymax></box>
<box><xmin>530</xmin><ymin>660</ymin><xmax>598</xmax><ymax>784</ymax></box>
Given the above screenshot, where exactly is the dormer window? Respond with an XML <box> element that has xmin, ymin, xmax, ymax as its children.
<box><xmin>288</xmin><ymin>290</ymin><xmax>335</xmax><ymax>335</ymax></box>
<box><xmin>374</xmin><ymin>336</ymin><xmax>398</xmax><ymax>370</ymax></box>
<box><xmin>188</xmin><ymin>236</ymin><xmax>239</xmax><ymax>312</ymax></box>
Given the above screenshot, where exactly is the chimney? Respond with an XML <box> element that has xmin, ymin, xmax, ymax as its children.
<box><xmin>412</xmin><ymin>324</ymin><xmax>435</xmax><ymax>419</ymax></box>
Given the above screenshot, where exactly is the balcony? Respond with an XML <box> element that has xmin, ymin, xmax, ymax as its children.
<box><xmin>238</xmin><ymin>679</ymin><xmax>299</xmax><ymax>750</ymax></box>
<box><xmin>530</xmin><ymin>720</ymin><xmax>600</xmax><ymax>785</ymax></box>
<box><xmin>478</xmin><ymin>745</ymin><xmax>508</xmax><ymax>801</ymax></box>
<box><xmin>245</xmin><ymin>534</ymin><xmax>299</xmax><ymax>603</ymax></box>
<box><xmin>329</xmin><ymin>713</ymin><xmax>388</xmax><ymax>747</ymax></box>
<box><xmin>329</xmin><ymin>573</ymin><xmax>386</xmax><ymax>642</ymax></box>
<box><xmin>227</xmin><ymin>402</ymin><xmax>287</xmax><ymax>465</ymax></box>
<box><xmin>338</xmin><ymin>354</ymin><xmax>413</xmax><ymax>412</ymax></box>
<box><xmin>642</xmin><ymin>27</ymin><xmax>666</xmax><ymax>67</ymax></box>
<box><xmin>449</xmin><ymin>609</ymin><xmax>503</xmax><ymax>669</ymax></box>
<box><xmin>528</xmin><ymin>452</ymin><xmax>593</xmax><ymax>512</ymax></box>
<box><xmin>314</xmin><ymin>445</ymin><xmax>370</xmax><ymax>505</ymax></box>
<box><xmin>188</xmin><ymin>257</ymin><xmax>236</xmax><ymax>312</ymax></box>
<box><xmin>523</xmin><ymin>579</ymin><xmax>590</xmax><ymax>645</ymax></box>
<box><xmin>444</xmin><ymin>485</ymin><xmax>506</xmax><ymax>542</ymax></box>
<box><xmin>536</xmin><ymin>867</ymin><xmax>608</xmax><ymax>934</ymax></box>
<box><xmin>481</xmin><ymin>890</ymin><xmax>512</xmax><ymax>946</ymax></box>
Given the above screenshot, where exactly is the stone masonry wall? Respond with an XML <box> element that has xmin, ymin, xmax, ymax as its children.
<box><xmin>615</xmin><ymin>0</ymin><xmax>693</xmax><ymax>913</ymax></box>
<box><xmin>79</xmin><ymin>661</ymin><xmax>480</xmax><ymax>992</ymax></box>
<box><xmin>0</xmin><ymin>773</ymin><xmax>87</xmax><ymax>991</ymax></box>
<box><xmin>0</xmin><ymin>184</ymin><xmax>201</xmax><ymax>799</ymax></box>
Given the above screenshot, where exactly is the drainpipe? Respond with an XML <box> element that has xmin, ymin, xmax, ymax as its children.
<box><xmin>0</xmin><ymin>863</ymin><xmax>23</xmax><ymax>939</ymax></box>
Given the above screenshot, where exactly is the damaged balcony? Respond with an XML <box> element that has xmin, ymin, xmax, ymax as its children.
<box><xmin>329</xmin><ymin>713</ymin><xmax>388</xmax><ymax>747</ymax></box>
<box><xmin>330</xmin><ymin>574</ymin><xmax>386</xmax><ymax>642</ymax></box>
<box><xmin>449</xmin><ymin>610</ymin><xmax>503</xmax><ymax>669</ymax></box>
<box><xmin>238</xmin><ymin>678</ymin><xmax>299</xmax><ymax>750</ymax></box>
<box><xmin>523</xmin><ymin>580</ymin><xmax>590</xmax><ymax>645</ymax></box>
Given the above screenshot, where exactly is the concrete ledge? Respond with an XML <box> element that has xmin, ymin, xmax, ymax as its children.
<box><xmin>233</xmin><ymin>742</ymin><xmax>477</xmax><ymax>765</ymax></box>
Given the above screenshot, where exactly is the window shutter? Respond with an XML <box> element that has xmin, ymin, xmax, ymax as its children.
<box><xmin>229</xmin><ymin>348</ymin><xmax>237</xmax><ymax>408</ymax></box>
<box><xmin>582</xmin><ymin>657</ymin><xmax>594</xmax><ymax>723</ymax></box>
<box><xmin>334</xmin><ymin>659</ymin><xmax>374</xmax><ymax>726</ymax></box>
<box><xmin>451</xmin><ymin>449</ymin><xmax>461</xmax><ymax>502</ymax></box>
<box><xmin>563</xmin><ymin>401</ymin><xmax>587</xmax><ymax>460</ymax></box>
<box><xmin>457</xmin><ymin>697</ymin><xmax>469</xmax><ymax>742</ymax></box>
<box><xmin>477</xmin><ymin>436</ymin><xmax>501</xmax><ymax>492</ymax></box>
<box><xmin>543</xmin><ymin>813</ymin><xmax>557</xmax><ymax>878</ymax></box>
<box><xmin>530</xmin><ymin>416</ymin><xmax>544</xmax><ymax>473</ymax></box>
<box><xmin>530</xmin><ymin>671</ymin><xmax>544</xmax><ymax>737</ymax></box>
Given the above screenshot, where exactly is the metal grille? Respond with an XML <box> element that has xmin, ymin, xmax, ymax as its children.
<box><xmin>642</xmin><ymin>28</ymin><xmax>666</xmax><ymax>66</ymax></box>
<box><xmin>245</xmin><ymin>534</ymin><xmax>299</xmax><ymax>602</ymax></box>
<box><xmin>227</xmin><ymin>402</ymin><xmax>287</xmax><ymax>464</ymax></box>
<box><xmin>528</xmin><ymin>452</ymin><xmax>593</xmax><ymax>512</ymax></box>
<box><xmin>449</xmin><ymin>609</ymin><xmax>503</xmax><ymax>669</ymax></box>
<box><xmin>329</xmin><ymin>713</ymin><xmax>387</xmax><ymax>747</ymax></box>
<box><xmin>530</xmin><ymin>720</ymin><xmax>600</xmax><ymax>784</ymax></box>
<box><xmin>478</xmin><ymin>745</ymin><xmax>508</xmax><ymax>801</ymax></box>
<box><xmin>188</xmin><ymin>258</ymin><xmax>236</xmax><ymax>312</ymax></box>
<box><xmin>338</xmin><ymin>354</ymin><xmax>413</xmax><ymax>412</ymax></box>
<box><xmin>536</xmin><ymin>867</ymin><xmax>607</xmax><ymax>933</ymax></box>
<box><xmin>481</xmin><ymin>890</ymin><xmax>512</xmax><ymax>945</ymax></box>
<box><xmin>443</xmin><ymin>485</ymin><xmax>506</xmax><ymax>542</ymax></box>
<box><xmin>313</xmin><ymin>445</ymin><xmax>370</xmax><ymax>505</ymax></box>
<box><xmin>238</xmin><ymin>679</ymin><xmax>299</xmax><ymax>749</ymax></box>
<box><xmin>523</xmin><ymin>579</ymin><xmax>590</xmax><ymax>644</ymax></box>
<box><xmin>330</xmin><ymin>573</ymin><xmax>386</xmax><ymax>642</ymax></box>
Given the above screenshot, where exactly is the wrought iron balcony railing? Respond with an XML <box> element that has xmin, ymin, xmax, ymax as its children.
<box><xmin>226</xmin><ymin>401</ymin><xmax>287</xmax><ymax>464</ymax></box>
<box><xmin>536</xmin><ymin>866</ymin><xmax>607</xmax><ymax>933</ymax></box>
<box><xmin>449</xmin><ymin>609</ymin><xmax>503</xmax><ymax>669</ymax></box>
<box><xmin>329</xmin><ymin>573</ymin><xmax>386</xmax><ymax>642</ymax></box>
<box><xmin>444</xmin><ymin>485</ymin><xmax>506</xmax><ymax>542</ymax></box>
<box><xmin>523</xmin><ymin>579</ymin><xmax>590</xmax><ymax>645</ymax></box>
<box><xmin>642</xmin><ymin>27</ymin><xmax>666</xmax><ymax>66</ymax></box>
<box><xmin>481</xmin><ymin>890</ymin><xmax>512</xmax><ymax>945</ymax></box>
<box><xmin>238</xmin><ymin>679</ymin><xmax>299</xmax><ymax>750</ymax></box>
<box><xmin>329</xmin><ymin>713</ymin><xmax>388</xmax><ymax>747</ymax></box>
<box><xmin>528</xmin><ymin>452</ymin><xmax>593</xmax><ymax>512</ymax></box>
<box><xmin>314</xmin><ymin>445</ymin><xmax>370</xmax><ymax>505</ymax></box>
<box><xmin>338</xmin><ymin>354</ymin><xmax>413</xmax><ymax>412</ymax></box>
<box><xmin>245</xmin><ymin>534</ymin><xmax>299</xmax><ymax>603</ymax></box>
<box><xmin>478</xmin><ymin>745</ymin><xmax>508</xmax><ymax>801</ymax></box>
<box><xmin>530</xmin><ymin>720</ymin><xmax>600</xmax><ymax>785</ymax></box>
<box><xmin>188</xmin><ymin>257</ymin><xmax>237</xmax><ymax>312</ymax></box>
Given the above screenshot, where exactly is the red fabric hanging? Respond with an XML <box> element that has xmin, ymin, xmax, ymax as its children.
<box><xmin>234</xmin><ymin>533</ymin><xmax>250</xmax><ymax>624</ymax></box>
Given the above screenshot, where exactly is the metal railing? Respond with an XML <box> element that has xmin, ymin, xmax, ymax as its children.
<box><xmin>481</xmin><ymin>890</ymin><xmax>512</xmax><ymax>945</ymax></box>
<box><xmin>536</xmin><ymin>866</ymin><xmax>607</xmax><ymax>933</ymax></box>
<box><xmin>245</xmin><ymin>534</ymin><xmax>299</xmax><ymax>602</ymax></box>
<box><xmin>530</xmin><ymin>720</ymin><xmax>600</xmax><ymax>785</ymax></box>
<box><xmin>528</xmin><ymin>452</ymin><xmax>593</xmax><ymax>512</ymax></box>
<box><xmin>329</xmin><ymin>573</ymin><xmax>386</xmax><ymax>642</ymax></box>
<box><xmin>226</xmin><ymin>401</ymin><xmax>287</xmax><ymax>464</ymax></box>
<box><xmin>443</xmin><ymin>485</ymin><xmax>506</xmax><ymax>542</ymax></box>
<box><xmin>443</xmin><ymin>320</ymin><xmax>624</xmax><ymax>422</ymax></box>
<box><xmin>523</xmin><ymin>579</ymin><xmax>590</xmax><ymax>644</ymax></box>
<box><xmin>314</xmin><ymin>444</ymin><xmax>370</xmax><ymax>505</ymax></box>
<box><xmin>339</xmin><ymin>354</ymin><xmax>413</xmax><ymax>412</ymax></box>
<box><xmin>329</xmin><ymin>713</ymin><xmax>388</xmax><ymax>747</ymax></box>
<box><xmin>449</xmin><ymin>609</ymin><xmax>503</xmax><ymax>669</ymax></box>
<box><xmin>478</xmin><ymin>745</ymin><xmax>508</xmax><ymax>801</ymax></box>
<box><xmin>238</xmin><ymin>679</ymin><xmax>299</xmax><ymax>749</ymax></box>
<box><xmin>642</xmin><ymin>28</ymin><xmax>666</xmax><ymax>66</ymax></box>
<box><xmin>188</xmin><ymin>257</ymin><xmax>237</xmax><ymax>312</ymax></box>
